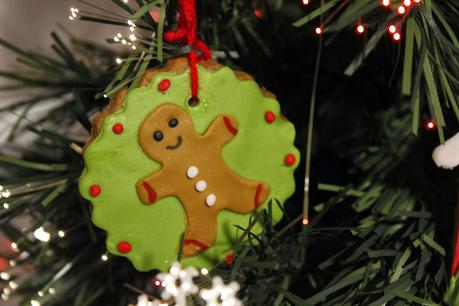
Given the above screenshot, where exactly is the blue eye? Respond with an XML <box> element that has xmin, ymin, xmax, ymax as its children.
<box><xmin>169</xmin><ymin>118</ymin><xmax>179</xmax><ymax>128</ymax></box>
<box><xmin>153</xmin><ymin>131</ymin><xmax>163</xmax><ymax>142</ymax></box>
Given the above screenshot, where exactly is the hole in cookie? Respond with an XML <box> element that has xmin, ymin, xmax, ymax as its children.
<box><xmin>188</xmin><ymin>96</ymin><xmax>200</xmax><ymax>107</ymax></box>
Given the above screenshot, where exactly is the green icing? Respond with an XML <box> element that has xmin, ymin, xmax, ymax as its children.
<box><xmin>79</xmin><ymin>64</ymin><xmax>299</xmax><ymax>271</ymax></box>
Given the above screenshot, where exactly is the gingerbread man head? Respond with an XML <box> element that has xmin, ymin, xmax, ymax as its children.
<box><xmin>138</xmin><ymin>104</ymin><xmax>195</xmax><ymax>163</ymax></box>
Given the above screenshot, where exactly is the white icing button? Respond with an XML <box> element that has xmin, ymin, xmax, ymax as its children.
<box><xmin>195</xmin><ymin>180</ymin><xmax>207</xmax><ymax>192</ymax></box>
<box><xmin>186</xmin><ymin>166</ymin><xmax>199</xmax><ymax>179</ymax></box>
<box><xmin>206</xmin><ymin>194</ymin><xmax>217</xmax><ymax>207</ymax></box>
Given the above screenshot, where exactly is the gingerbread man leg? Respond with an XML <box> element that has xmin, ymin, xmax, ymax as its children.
<box><xmin>136</xmin><ymin>169</ymin><xmax>174</xmax><ymax>204</ymax></box>
<box><xmin>224</xmin><ymin>175</ymin><xmax>271</xmax><ymax>214</ymax></box>
<box><xmin>182</xmin><ymin>209</ymin><xmax>218</xmax><ymax>257</ymax></box>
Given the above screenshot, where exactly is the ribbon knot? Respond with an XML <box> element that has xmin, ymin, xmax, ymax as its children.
<box><xmin>165</xmin><ymin>0</ymin><xmax>212</xmax><ymax>100</ymax></box>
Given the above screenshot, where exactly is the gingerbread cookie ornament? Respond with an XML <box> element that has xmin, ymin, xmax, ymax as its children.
<box><xmin>80</xmin><ymin>58</ymin><xmax>299</xmax><ymax>271</ymax></box>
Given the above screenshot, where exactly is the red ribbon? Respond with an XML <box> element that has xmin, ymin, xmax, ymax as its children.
<box><xmin>164</xmin><ymin>0</ymin><xmax>212</xmax><ymax>100</ymax></box>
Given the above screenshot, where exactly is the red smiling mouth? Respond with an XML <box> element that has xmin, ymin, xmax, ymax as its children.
<box><xmin>166</xmin><ymin>135</ymin><xmax>183</xmax><ymax>150</ymax></box>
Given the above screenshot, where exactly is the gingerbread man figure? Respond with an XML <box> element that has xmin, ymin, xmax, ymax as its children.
<box><xmin>136</xmin><ymin>104</ymin><xmax>271</xmax><ymax>257</ymax></box>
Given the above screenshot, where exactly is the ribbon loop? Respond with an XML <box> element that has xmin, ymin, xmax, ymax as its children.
<box><xmin>165</xmin><ymin>0</ymin><xmax>212</xmax><ymax>99</ymax></box>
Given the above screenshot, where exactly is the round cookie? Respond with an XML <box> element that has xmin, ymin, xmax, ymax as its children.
<box><xmin>79</xmin><ymin>58</ymin><xmax>299</xmax><ymax>271</ymax></box>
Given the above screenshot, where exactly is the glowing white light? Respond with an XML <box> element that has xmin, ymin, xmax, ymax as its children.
<box><xmin>123</xmin><ymin>0</ymin><xmax>128</xmax><ymax>2</ymax></box>
<box><xmin>117</xmin><ymin>33</ymin><xmax>122</xmax><ymax>38</ymax></box>
<box><xmin>114</xmin><ymin>37</ymin><xmax>120</xmax><ymax>42</ymax></box>
<box><xmin>11</xmin><ymin>242</ymin><xmax>19</xmax><ymax>252</ymax></box>
<box><xmin>31</xmin><ymin>300</ymin><xmax>40</xmax><ymax>306</ymax></box>
<box><xmin>38</xmin><ymin>291</ymin><xmax>44</xmax><ymax>297</ymax></box>
<box><xmin>3</xmin><ymin>203</ymin><xmax>9</xmax><ymax>209</ymax></box>
<box><xmin>101</xmin><ymin>254</ymin><xmax>108</xmax><ymax>261</ymax></box>
<box><xmin>103</xmin><ymin>94</ymin><xmax>108</xmax><ymax>98</ymax></box>
<box><xmin>121</xmin><ymin>39</ymin><xmax>127</xmax><ymax>45</ymax></box>
<box><xmin>302</xmin><ymin>0</ymin><xmax>310</xmax><ymax>5</ymax></box>
<box><xmin>9</xmin><ymin>281</ymin><xmax>18</xmax><ymax>290</ymax></box>
<box><xmin>1</xmin><ymin>293</ymin><xmax>9</xmax><ymax>301</ymax></box>
<box><xmin>131</xmin><ymin>45</ymin><xmax>137</xmax><ymax>50</ymax></box>
<box><xmin>382</xmin><ymin>0</ymin><xmax>390</xmax><ymax>6</ymax></box>
<box><xmin>315</xmin><ymin>27</ymin><xmax>322</xmax><ymax>35</ymax></box>
<box><xmin>129</xmin><ymin>34</ymin><xmax>137</xmax><ymax>41</ymax></box>
<box><xmin>388</xmin><ymin>25</ymin><xmax>397</xmax><ymax>33</ymax></box>
<box><xmin>1</xmin><ymin>190</ymin><xmax>11</xmax><ymax>198</ymax></box>
<box><xmin>58</xmin><ymin>230</ymin><xmax>65</xmax><ymax>238</ymax></box>
<box><xmin>404</xmin><ymin>0</ymin><xmax>411</xmax><ymax>6</ymax></box>
<box><xmin>49</xmin><ymin>288</ymin><xmax>56</xmax><ymax>295</ymax></box>
<box><xmin>3</xmin><ymin>288</ymin><xmax>11</xmax><ymax>295</ymax></box>
<box><xmin>0</xmin><ymin>186</ymin><xmax>2</xmax><ymax>191</ymax></box>
<box><xmin>34</xmin><ymin>227</ymin><xmax>50</xmax><ymax>242</ymax></box>
<box><xmin>116</xmin><ymin>58</ymin><xmax>122</xmax><ymax>64</ymax></box>
<box><xmin>130</xmin><ymin>27</ymin><xmax>135</xmax><ymax>32</ymax></box>
<box><xmin>0</xmin><ymin>272</ymin><xmax>10</xmax><ymax>280</ymax></box>
<box><xmin>397</xmin><ymin>5</ymin><xmax>406</xmax><ymax>14</ymax></box>
<box><xmin>393</xmin><ymin>32</ymin><xmax>401</xmax><ymax>41</ymax></box>
<box><xmin>9</xmin><ymin>260</ymin><xmax>16</xmax><ymax>267</ymax></box>
<box><xmin>201</xmin><ymin>268</ymin><xmax>209</xmax><ymax>275</ymax></box>
<box><xmin>127</xmin><ymin>20</ymin><xmax>135</xmax><ymax>26</ymax></box>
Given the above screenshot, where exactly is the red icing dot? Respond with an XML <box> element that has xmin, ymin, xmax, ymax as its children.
<box><xmin>112</xmin><ymin>123</ymin><xmax>124</xmax><ymax>134</ymax></box>
<box><xmin>265</xmin><ymin>111</ymin><xmax>276</xmax><ymax>123</ymax></box>
<box><xmin>224</xmin><ymin>252</ymin><xmax>234</xmax><ymax>265</ymax></box>
<box><xmin>158</xmin><ymin>79</ymin><xmax>171</xmax><ymax>92</ymax></box>
<box><xmin>89</xmin><ymin>185</ymin><xmax>101</xmax><ymax>197</ymax></box>
<box><xmin>284</xmin><ymin>154</ymin><xmax>296</xmax><ymax>166</ymax></box>
<box><xmin>117</xmin><ymin>241</ymin><xmax>132</xmax><ymax>253</ymax></box>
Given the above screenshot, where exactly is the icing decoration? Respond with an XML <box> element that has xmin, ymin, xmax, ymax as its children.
<box><xmin>136</xmin><ymin>104</ymin><xmax>271</xmax><ymax>257</ymax></box>
<box><xmin>195</xmin><ymin>180</ymin><xmax>208</xmax><ymax>192</ymax></box>
<box><xmin>117</xmin><ymin>241</ymin><xmax>132</xmax><ymax>253</ymax></box>
<box><xmin>284</xmin><ymin>154</ymin><xmax>296</xmax><ymax>166</ymax></box>
<box><xmin>186</xmin><ymin>166</ymin><xmax>199</xmax><ymax>178</ymax></box>
<box><xmin>89</xmin><ymin>185</ymin><xmax>101</xmax><ymax>197</ymax></box>
<box><xmin>206</xmin><ymin>194</ymin><xmax>217</xmax><ymax>207</ymax></box>
<box><xmin>112</xmin><ymin>123</ymin><xmax>124</xmax><ymax>134</ymax></box>
<box><xmin>432</xmin><ymin>132</ymin><xmax>459</xmax><ymax>170</ymax></box>
<box><xmin>200</xmin><ymin>276</ymin><xmax>242</xmax><ymax>306</ymax></box>
<box><xmin>79</xmin><ymin>58</ymin><xmax>299</xmax><ymax>271</ymax></box>
<box><xmin>158</xmin><ymin>79</ymin><xmax>171</xmax><ymax>92</ymax></box>
<box><xmin>156</xmin><ymin>262</ymin><xmax>199</xmax><ymax>306</ymax></box>
<box><xmin>265</xmin><ymin>111</ymin><xmax>276</xmax><ymax>123</ymax></box>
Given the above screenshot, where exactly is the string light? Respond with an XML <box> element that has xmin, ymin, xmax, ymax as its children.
<box><xmin>116</xmin><ymin>58</ymin><xmax>122</xmax><ymax>64</ymax></box>
<box><xmin>34</xmin><ymin>227</ymin><xmax>50</xmax><ymax>242</ymax></box>
<box><xmin>403</xmin><ymin>0</ymin><xmax>412</xmax><ymax>6</ymax></box>
<box><xmin>315</xmin><ymin>27</ymin><xmax>323</xmax><ymax>35</ymax></box>
<box><xmin>425</xmin><ymin>120</ymin><xmax>436</xmax><ymax>130</ymax></box>
<box><xmin>302</xmin><ymin>218</ymin><xmax>309</xmax><ymax>225</ymax></box>
<box><xmin>9</xmin><ymin>260</ymin><xmax>16</xmax><ymax>267</ymax></box>
<box><xmin>69</xmin><ymin>7</ymin><xmax>80</xmax><ymax>21</ymax></box>
<box><xmin>397</xmin><ymin>5</ymin><xmax>406</xmax><ymax>14</ymax></box>
<box><xmin>101</xmin><ymin>254</ymin><xmax>109</xmax><ymax>261</ymax></box>
<box><xmin>11</xmin><ymin>242</ymin><xmax>19</xmax><ymax>252</ymax></box>
<box><xmin>0</xmin><ymin>272</ymin><xmax>10</xmax><ymax>280</ymax></box>
<box><xmin>381</xmin><ymin>0</ymin><xmax>390</xmax><ymax>7</ymax></box>
<box><xmin>9</xmin><ymin>281</ymin><xmax>18</xmax><ymax>290</ymax></box>
<box><xmin>49</xmin><ymin>288</ymin><xmax>56</xmax><ymax>295</ymax></box>
<box><xmin>38</xmin><ymin>291</ymin><xmax>44</xmax><ymax>297</ymax></box>
<box><xmin>392</xmin><ymin>32</ymin><xmax>401</xmax><ymax>41</ymax></box>
<box><xmin>388</xmin><ymin>24</ymin><xmax>397</xmax><ymax>33</ymax></box>
<box><xmin>1</xmin><ymin>190</ymin><xmax>11</xmax><ymax>198</ymax></box>
<box><xmin>3</xmin><ymin>203</ymin><xmax>9</xmax><ymax>209</ymax></box>
<box><xmin>254</xmin><ymin>9</ymin><xmax>262</xmax><ymax>18</ymax></box>
<box><xmin>200</xmin><ymin>268</ymin><xmax>209</xmax><ymax>275</ymax></box>
<box><xmin>302</xmin><ymin>0</ymin><xmax>311</xmax><ymax>5</ymax></box>
<box><xmin>58</xmin><ymin>230</ymin><xmax>65</xmax><ymax>238</ymax></box>
<box><xmin>31</xmin><ymin>300</ymin><xmax>40</xmax><ymax>306</ymax></box>
<box><xmin>414</xmin><ymin>0</ymin><xmax>421</xmax><ymax>2</ymax></box>
<box><xmin>1</xmin><ymin>293</ymin><xmax>8</xmax><ymax>301</ymax></box>
<box><xmin>3</xmin><ymin>288</ymin><xmax>11</xmax><ymax>295</ymax></box>
<box><xmin>356</xmin><ymin>24</ymin><xmax>366</xmax><ymax>34</ymax></box>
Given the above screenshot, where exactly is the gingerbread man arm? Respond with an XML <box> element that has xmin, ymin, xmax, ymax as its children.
<box><xmin>136</xmin><ymin>169</ymin><xmax>174</xmax><ymax>204</ymax></box>
<box><xmin>203</xmin><ymin>114</ymin><xmax>239</xmax><ymax>147</ymax></box>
